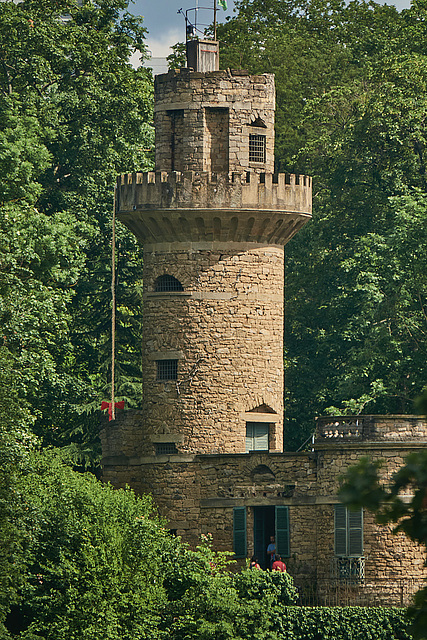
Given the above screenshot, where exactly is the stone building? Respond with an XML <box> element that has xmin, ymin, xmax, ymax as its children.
<box><xmin>101</xmin><ymin>41</ymin><xmax>427</xmax><ymax>605</ymax></box>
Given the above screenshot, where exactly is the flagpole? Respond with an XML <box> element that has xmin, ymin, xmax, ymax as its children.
<box><xmin>111</xmin><ymin>184</ymin><xmax>116</xmax><ymax>421</ymax></box>
<box><xmin>214</xmin><ymin>0</ymin><xmax>217</xmax><ymax>41</ymax></box>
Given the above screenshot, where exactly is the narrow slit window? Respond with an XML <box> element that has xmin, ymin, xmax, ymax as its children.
<box><xmin>249</xmin><ymin>134</ymin><xmax>266</xmax><ymax>163</ymax></box>
<box><xmin>156</xmin><ymin>359</ymin><xmax>178</xmax><ymax>381</ymax></box>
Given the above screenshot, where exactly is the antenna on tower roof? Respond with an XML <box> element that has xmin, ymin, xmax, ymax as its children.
<box><xmin>178</xmin><ymin>0</ymin><xmax>227</xmax><ymax>44</ymax></box>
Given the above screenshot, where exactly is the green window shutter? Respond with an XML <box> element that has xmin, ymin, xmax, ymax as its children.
<box><xmin>334</xmin><ymin>504</ymin><xmax>348</xmax><ymax>556</ymax></box>
<box><xmin>348</xmin><ymin>508</ymin><xmax>363</xmax><ymax>556</ymax></box>
<box><xmin>245</xmin><ymin>423</ymin><xmax>254</xmax><ymax>452</ymax></box>
<box><xmin>246</xmin><ymin>422</ymin><xmax>269</xmax><ymax>452</ymax></box>
<box><xmin>233</xmin><ymin>507</ymin><xmax>246</xmax><ymax>558</ymax></box>
<box><xmin>254</xmin><ymin>422</ymin><xmax>269</xmax><ymax>451</ymax></box>
<box><xmin>275</xmin><ymin>506</ymin><xmax>290</xmax><ymax>557</ymax></box>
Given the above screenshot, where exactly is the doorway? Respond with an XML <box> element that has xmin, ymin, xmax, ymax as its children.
<box><xmin>253</xmin><ymin>506</ymin><xmax>275</xmax><ymax>569</ymax></box>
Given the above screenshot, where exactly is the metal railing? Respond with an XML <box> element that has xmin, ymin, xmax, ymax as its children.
<box><xmin>293</xmin><ymin>577</ymin><xmax>420</xmax><ymax>607</ymax></box>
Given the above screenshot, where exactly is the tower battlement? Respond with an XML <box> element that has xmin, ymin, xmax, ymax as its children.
<box><xmin>117</xmin><ymin>171</ymin><xmax>311</xmax><ymax>245</ymax></box>
<box><xmin>117</xmin><ymin>171</ymin><xmax>311</xmax><ymax>211</ymax></box>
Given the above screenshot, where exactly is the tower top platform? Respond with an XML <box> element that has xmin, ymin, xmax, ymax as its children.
<box><xmin>116</xmin><ymin>170</ymin><xmax>311</xmax><ymax>246</ymax></box>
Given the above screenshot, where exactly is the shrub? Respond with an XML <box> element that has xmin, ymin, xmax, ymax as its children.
<box><xmin>7</xmin><ymin>450</ymin><xmax>174</xmax><ymax>640</ymax></box>
<box><xmin>275</xmin><ymin>606</ymin><xmax>412</xmax><ymax>640</ymax></box>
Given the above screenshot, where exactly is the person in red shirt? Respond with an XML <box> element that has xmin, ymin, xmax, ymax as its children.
<box><xmin>272</xmin><ymin>554</ymin><xmax>286</xmax><ymax>572</ymax></box>
<box><xmin>249</xmin><ymin>555</ymin><xmax>261</xmax><ymax>570</ymax></box>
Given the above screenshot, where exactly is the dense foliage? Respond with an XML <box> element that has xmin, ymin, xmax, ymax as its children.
<box><xmin>6</xmin><ymin>451</ymin><xmax>170</xmax><ymax>640</ymax></box>
<box><xmin>340</xmin><ymin>453</ymin><xmax>427</xmax><ymax>640</ymax></box>
<box><xmin>218</xmin><ymin>0</ymin><xmax>427</xmax><ymax>449</ymax></box>
<box><xmin>275</xmin><ymin>606</ymin><xmax>411</xmax><ymax>640</ymax></box>
<box><xmin>0</xmin><ymin>0</ymin><xmax>154</xmax><ymax>465</ymax></box>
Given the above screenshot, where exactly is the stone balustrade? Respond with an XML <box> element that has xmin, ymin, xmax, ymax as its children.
<box><xmin>315</xmin><ymin>414</ymin><xmax>427</xmax><ymax>441</ymax></box>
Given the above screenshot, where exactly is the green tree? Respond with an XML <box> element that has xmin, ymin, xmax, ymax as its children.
<box><xmin>0</xmin><ymin>0</ymin><xmax>154</xmax><ymax>463</ymax></box>
<box><xmin>0</xmin><ymin>349</ymin><xmax>36</xmax><ymax>638</ymax></box>
<box><xmin>7</xmin><ymin>450</ymin><xmax>171</xmax><ymax>640</ymax></box>
<box><xmin>218</xmin><ymin>0</ymin><xmax>402</xmax><ymax>169</ymax></box>
<box><xmin>284</xmin><ymin>46</ymin><xmax>427</xmax><ymax>448</ymax></box>
<box><xmin>339</xmin><ymin>453</ymin><xmax>427</xmax><ymax>639</ymax></box>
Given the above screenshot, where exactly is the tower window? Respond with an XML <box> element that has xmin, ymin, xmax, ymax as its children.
<box><xmin>249</xmin><ymin>134</ymin><xmax>266</xmax><ymax>163</ymax></box>
<box><xmin>245</xmin><ymin>422</ymin><xmax>269</xmax><ymax>452</ymax></box>
<box><xmin>155</xmin><ymin>275</ymin><xmax>184</xmax><ymax>292</ymax></box>
<box><xmin>156</xmin><ymin>359</ymin><xmax>178</xmax><ymax>381</ymax></box>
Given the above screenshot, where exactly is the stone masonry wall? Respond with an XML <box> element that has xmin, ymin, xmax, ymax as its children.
<box><xmin>101</xmin><ymin>415</ymin><xmax>427</xmax><ymax>605</ymax></box>
<box><xmin>141</xmin><ymin>244</ymin><xmax>284</xmax><ymax>455</ymax></box>
<box><xmin>314</xmin><ymin>429</ymin><xmax>427</xmax><ymax>602</ymax></box>
<box><xmin>154</xmin><ymin>69</ymin><xmax>275</xmax><ymax>174</ymax></box>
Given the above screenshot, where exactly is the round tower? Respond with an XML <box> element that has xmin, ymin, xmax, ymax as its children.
<box><xmin>115</xmin><ymin>61</ymin><xmax>312</xmax><ymax>458</ymax></box>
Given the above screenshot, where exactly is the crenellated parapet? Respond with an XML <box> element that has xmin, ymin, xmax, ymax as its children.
<box><xmin>117</xmin><ymin>171</ymin><xmax>312</xmax><ymax>245</ymax></box>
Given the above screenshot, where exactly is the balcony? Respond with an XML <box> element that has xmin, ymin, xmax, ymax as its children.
<box><xmin>315</xmin><ymin>415</ymin><xmax>427</xmax><ymax>442</ymax></box>
<box><xmin>331</xmin><ymin>556</ymin><xmax>365</xmax><ymax>583</ymax></box>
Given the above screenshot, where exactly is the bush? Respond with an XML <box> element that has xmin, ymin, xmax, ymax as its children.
<box><xmin>233</xmin><ymin>568</ymin><xmax>298</xmax><ymax>606</ymax></box>
<box><xmin>160</xmin><ymin>541</ymin><xmax>298</xmax><ymax>640</ymax></box>
<box><xmin>7</xmin><ymin>450</ymin><xmax>174</xmax><ymax>640</ymax></box>
<box><xmin>275</xmin><ymin>606</ymin><xmax>412</xmax><ymax>640</ymax></box>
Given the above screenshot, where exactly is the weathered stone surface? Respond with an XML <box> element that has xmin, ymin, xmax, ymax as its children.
<box><xmin>101</xmin><ymin>415</ymin><xmax>427</xmax><ymax>604</ymax></box>
<box><xmin>101</xmin><ymin>56</ymin><xmax>427</xmax><ymax>608</ymax></box>
<box><xmin>154</xmin><ymin>69</ymin><xmax>275</xmax><ymax>174</ymax></box>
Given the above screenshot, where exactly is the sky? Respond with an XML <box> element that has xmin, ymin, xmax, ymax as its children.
<box><xmin>127</xmin><ymin>0</ymin><xmax>411</xmax><ymax>59</ymax></box>
<box><xmin>128</xmin><ymin>0</ymin><xmax>234</xmax><ymax>58</ymax></box>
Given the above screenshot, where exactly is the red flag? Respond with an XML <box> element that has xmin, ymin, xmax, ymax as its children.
<box><xmin>101</xmin><ymin>400</ymin><xmax>125</xmax><ymax>421</ymax></box>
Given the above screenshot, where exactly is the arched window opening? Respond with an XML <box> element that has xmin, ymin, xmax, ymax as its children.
<box><xmin>249</xmin><ymin>116</ymin><xmax>267</xmax><ymax>128</ymax></box>
<box><xmin>155</xmin><ymin>274</ymin><xmax>184</xmax><ymax>292</ymax></box>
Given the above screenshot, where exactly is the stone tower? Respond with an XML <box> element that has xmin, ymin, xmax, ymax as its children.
<box><xmin>114</xmin><ymin>44</ymin><xmax>311</xmax><ymax>461</ymax></box>
<box><xmin>101</xmin><ymin>46</ymin><xmax>427</xmax><ymax>600</ymax></box>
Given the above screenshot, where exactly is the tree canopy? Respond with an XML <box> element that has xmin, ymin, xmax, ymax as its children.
<box><xmin>0</xmin><ymin>0</ymin><xmax>154</xmax><ymax>465</ymax></box>
<box><xmin>218</xmin><ymin>0</ymin><xmax>427</xmax><ymax>449</ymax></box>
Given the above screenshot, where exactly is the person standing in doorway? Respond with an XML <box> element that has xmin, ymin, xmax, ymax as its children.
<box><xmin>272</xmin><ymin>554</ymin><xmax>286</xmax><ymax>572</ymax></box>
<box><xmin>267</xmin><ymin>535</ymin><xmax>276</xmax><ymax>569</ymax></box>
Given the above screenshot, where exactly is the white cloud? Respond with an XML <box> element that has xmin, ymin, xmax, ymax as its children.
<box><xmin>129</xmin><ymin>28</ymin><xmax>181</xmax><ymax>70</ymax></box>
<box><xmin>146</xmin><ymin>27</ymin><xmax>182</xmax><ymax>57</ymax></box>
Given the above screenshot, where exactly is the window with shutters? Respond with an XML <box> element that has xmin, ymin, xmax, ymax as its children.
<box><xmin>275</xmin><ymin>506</ymin><xmax>290</xmax><ymax>558</ymax></box>
<box><xmin>334</xmin><ymin>504</ymin><xmax>363</xmax><ymax>556</ymax></box>
<box><xmin>334</xmin><ymin>505</ymin><xmax>364</xmax><ymax>581</ymax></box>
<box><xmin>233</xmin><ymin>507</ymin><xmax>246</xmax><ymax>558</ymax></box>
<box><xmin>245</xmin><ymin>422</ymin><xmax>269</xmax><ymax>452</ymax></box>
